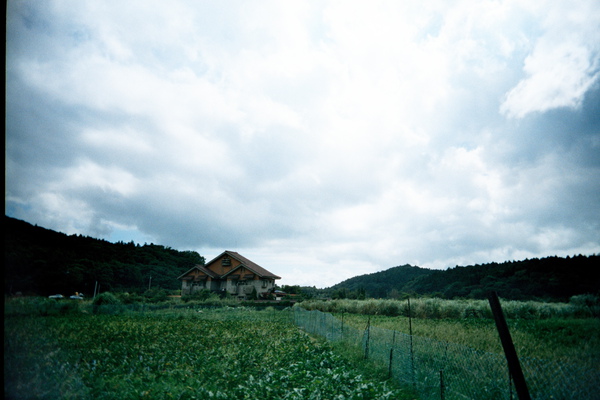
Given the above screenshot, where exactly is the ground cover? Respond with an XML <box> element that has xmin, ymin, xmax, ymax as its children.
<box><xmin>332</xmin><ymin>311</ymin><xmax>600</xmax><ymax>370</ymax></box>
<box><xmin>4</xmin><ymin>303</ymin><xmax>416</xmax><ymax>400</ymax></box>
<box><xmin>294</xmin><ymin>305</ymin><xmax>600</xmax><ymax>399</ymax></box>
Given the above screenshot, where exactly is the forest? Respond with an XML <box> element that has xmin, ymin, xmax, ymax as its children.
<box><xmin>328</xmin><ymin>255</ymin><xmax>599</xmax><ymax>301</ymax></box>
<box><xmin>5</xmin><ymin>215</ymin><xmax>599</xmax><ymax>301</ymax></box>
<box><xmin>4</xmin><ymin>216</ymin><xmax>204</xmax><ymax>296</ymax></box>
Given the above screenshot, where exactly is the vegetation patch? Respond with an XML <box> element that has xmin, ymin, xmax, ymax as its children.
<box><xmin>4</xmin><ymin>301</ymin><xmax>415</xmax><ymax>400</ymax></box>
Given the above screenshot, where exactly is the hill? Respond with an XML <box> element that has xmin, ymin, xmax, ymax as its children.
<box><xmin>4</xmin><ymin>216</ymin><xmax>205</xmax><ymax>296</ymax></box>
<box><xmin>327</xmin><ymin>256</ymin><xmax>599</xmax><ymax>301</ymax></box>
<box><xmin>328</xmin><ymin>264</ymin><xmax>433</xmax><ymax>298</ymax></box>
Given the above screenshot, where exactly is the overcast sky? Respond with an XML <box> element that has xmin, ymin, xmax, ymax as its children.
<box><xmin>6</xmin><ymin>0</ymin><xmax>600</xmax><ymax>288</ymax></box>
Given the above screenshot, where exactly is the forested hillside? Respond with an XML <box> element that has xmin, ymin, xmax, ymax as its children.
<box><xmin>4</xmin><ymin>216</ymin><xmax>205</xmax><ymax>296</ymax></box>
<box><xmin>328</xmin><ymin>264</ymin><xmax>433</xmax><ymax>298</ymax></box>
<box><xmin>5</xmin><ymin>215</ymin><xmax>599</xmax><ymax>302</ymax></box>
<box><xmin>328</xmin><ymin>255</ymin><xmax>599</xmax><ymax>301</ymax></box>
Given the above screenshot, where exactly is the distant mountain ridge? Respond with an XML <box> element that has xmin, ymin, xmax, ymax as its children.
<box><xmin>327</xmin><ymin>255</ymin><xmax>599</xmax><ymax>301</ymax></box>
<box><xmin>5</xmin><ymin>215</ymin><xmax>599</xmax><ymax>301</ymax></box>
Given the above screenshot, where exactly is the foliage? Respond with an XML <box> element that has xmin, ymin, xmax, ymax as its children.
<box><xmin>4</xmin><ymin>305</ymin><xmax>415</xmax><ymax>400</ymax></box>
<box><xmin>325</xmin><ymin>255</ymin><xmax>600</xmax><ymax>301</ymax></box>
<box><xmin>91</xmin><ymin>292</ymin><xmax>121</xmax><ymax>306</ymax></box>
<box><xmin>328</xmin><ymin>264</ymin><xmax>432</xmax><ymax>298</ymax></box>
<box><xmin>298</xmin><ymin>296</ymin><xmax>600</xmax><ymax>320</ymax></box>
<box><xmin>4</xmin><ymin>216</ymin><xmax>205</xmax><ymax>296</ymax></box>
<box><xmin>322</xmin><ymin>309</ymin><xmax>600</xmax><ymax>372</ymax></box>
<box><xmin>404</xmin><ymin>255</ymin><xmax>600</xmax><ymax>301</ymax></box>
<box><xmin>294</xmin><ymin>307</ymin><xmax>600</xmax><ymax>399</ymax></box>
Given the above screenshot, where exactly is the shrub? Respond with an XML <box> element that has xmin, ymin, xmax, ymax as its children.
<box><xmin>92</xmin><ymin>292</ymin><xmax>123</xmax><ymax>314</ymax></box>
<box><xmin>116</xmin><ymin>292</ymin><xmax>144</xmax><ymax>304</ymax></box>
<box><xmin>143</xmin><ymin>288</ymin><xmax>169</xmax><ymax>303</ymax></box>
<box><xmin>182</xmin><ymin>289</ymin><xmax>214</xmax><ymax>302</ymax></box>
<box><xmin>570</xmin><ymin>294</ymin><xmax>600</xmax><ymax>317</ymax></box>
<box><xmin>92</xmin><ymin>292</ymin><xmax>121</xmax><ymax>306</ymax></box>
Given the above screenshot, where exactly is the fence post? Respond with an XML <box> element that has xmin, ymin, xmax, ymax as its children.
<box><xmin>488</xmin><ymin>291</ymin><xmax>531</xmax><ymax>400</ymax></box>
<box><xmin>388</xmin><ymin>330</ymin><xmax>396</xmax><ymax>378</ymax></box>
<box><xmin>364</xmin><ymin>316</ymin><xmax>371</xmax><ymax>360</ymax></box>
<box><xmin>440</xmin><ymin>369</ymin><xmax>445</xmax><ymax>400</ymax></box>
<box><xmin>408</xmin><ymin>297</ymin><xmax>416</xmax><ymax>389</ymax></box>
<box><xmin>389</xmin><ymin>347</ymin><xmax>394</xmax><ymax>378</ymax></box>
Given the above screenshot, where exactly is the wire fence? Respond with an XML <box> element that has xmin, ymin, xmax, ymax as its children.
<box><xmin>292</xmin><ymin>307</ymin><xmax>600</xmax><ymax>400</ymax></box>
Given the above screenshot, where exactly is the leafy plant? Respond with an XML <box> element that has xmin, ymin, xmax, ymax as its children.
<box><xmin>4</xmin><ymin>306</ymin><xmax>415</xmax><ymax>400</ymax></box>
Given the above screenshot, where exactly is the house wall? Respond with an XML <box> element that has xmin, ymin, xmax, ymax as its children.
<box><xmin>224</xmin><ymin>277</ymin><xmax>276</xmax><ymax>299</ymax></box>
<box><xmin>180</xmin><ymin>253</ymin><xmax>279</xmax><ymax>298</ymax></box>
<box><xmin>207</xmin><ymin>254</ymin><xmax>241</xmax><ymax>276</ymax></box>
<box><xmin>182</xmin><ymin>277</ymin><xmax>275</xmax><ymax>298</ymax></box>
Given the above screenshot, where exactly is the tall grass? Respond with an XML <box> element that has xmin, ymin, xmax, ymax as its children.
<box><xmin>298</xmin><ymin>295</ymin><xmax>599</xmax><ymax>319</ymax></box>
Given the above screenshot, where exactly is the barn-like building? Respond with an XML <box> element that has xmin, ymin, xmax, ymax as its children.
<box><xmin>177</xmin><ymin>250</ymin><xmax>281</xmax><ymax>299</ymax></box>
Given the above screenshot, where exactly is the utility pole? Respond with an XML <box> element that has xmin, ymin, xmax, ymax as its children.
<box><xmin>148</xmin><ymin>276</ymin><xmax>152</xmax><ymax>291</ymax></box>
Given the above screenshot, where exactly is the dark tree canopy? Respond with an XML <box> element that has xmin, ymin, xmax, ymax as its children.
<box><xmin>4</xmin><ymin>216</ymin><xmax>205</xmax><ymax>296</ymax></box>
<box><xmin>326</xmin><ymin>256</ymin><xmax>599</xmax><ymax>301</ymax></box>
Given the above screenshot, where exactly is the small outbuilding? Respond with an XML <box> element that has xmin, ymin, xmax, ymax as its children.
<box><xmin>177</xmin><ymin>250</ymin><xmax>281</xmax><ymax>300</ymax></box>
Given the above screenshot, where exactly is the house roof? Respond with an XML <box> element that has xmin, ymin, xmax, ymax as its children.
<box><xmin>178</xmin><ymin>250</ymin><xmax>281</xmax><ymax>280</ymax></box>
<box><xmin>176</xmin><ymin>265</ymin><xmax>220</xmax><ymax>280</ymax></box>
<box><xmin>223</xmin><ymin>251</ymin><xmax>281</xmax><ymax>279</ymax></box>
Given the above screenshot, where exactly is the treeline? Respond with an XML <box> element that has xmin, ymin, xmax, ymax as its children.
<box><xmin>327</xmin><ymin>265</ymin><xmax>432</xmax><ymax>299</ymax></box>
<box><xmin>4</xmin><ymin>216</ymin><xmax>205</xmax><ymax>296</ymax></box>
<box><xmin>328</xmin><ymin>255</ymin><xmax>599</xmax><ymax>302</ymax></box>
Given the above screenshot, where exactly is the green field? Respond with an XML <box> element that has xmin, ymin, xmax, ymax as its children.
<box><xmin>4</xmin><ymin>300</ymin><xmax>415</xmax><ymax>400</ymax></box>
<box><xmin>6</xmin><ymin>296</ymin><xmax>600</xmax><ymax>400</ymax></box>
<box><xmin>293</xmin><ymin>301</ymin><xmax>600</xmax><ymax>400</ymax></box>
<box><xmin>299</xmin><ymin>297</ymin><xmax>600</xmax><ymax>369</ymax></box>
<box><xmin>333</xmin><ymin>313</ymin><xmax>600</xmax><ymax>368</ymax></box>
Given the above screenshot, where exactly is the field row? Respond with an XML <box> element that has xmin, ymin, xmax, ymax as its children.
<box><xmin>4</xmin><ymin>306</ymin><xmax>415</xmax><ymax>400</ymax></box>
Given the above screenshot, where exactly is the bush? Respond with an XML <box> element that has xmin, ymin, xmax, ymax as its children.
<box><xmin>116</xmin><ymin>292</ymin><xmax>144</xmax><ymax>304</ymax></box>
<box><xmin>143</xmin><ymin>288</ymin><xmax>169</xmax><ymax>303</ymax></box>
<box><xmin>92</xmin><ymin>292</ymin><xmax>124</xmax><ymax>314</ymax></box>
<box><xmin>182</xmin><ymin>289</ymin><xmax>214</xmax><ymax>302</ymax></box>
<box><xmin>570</xmin><ymin>294</ymin><xmax>600</xmax><ymax>317</ymax></box>
<box><xmin>92</xmin><ymin>292</ymin><xmax>121</xmax><ymax>306</ymax></box>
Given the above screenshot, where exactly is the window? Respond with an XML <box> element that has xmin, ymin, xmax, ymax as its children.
<box><xmin>222</xmin><ymin>257</ymin><xmax>231</xmax><ymax>266</ymax></box>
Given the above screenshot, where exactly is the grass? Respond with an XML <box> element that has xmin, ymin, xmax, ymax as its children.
<box><xmin>299</xmin><ymin>296</ymin><xmax>598</xmax><ymax>319</ymax></box>
<box><xmin>297</xmin><ymin>296</ymin><xmax>600</xmax><ymax>369</ymax></box>
<box><xmin>4</xmin><ymin>300</ymin><xmax>417</xmax><ymax>400</ymax></box>
<box><xmin>293</xmin><ymin>304</ymin><xmax>600</xmax><ymax>400</ymax></box>
<box><xmin>332</xmin><ymin>313</ymin><xmax>600</xmax><ymax>369</ymax></box>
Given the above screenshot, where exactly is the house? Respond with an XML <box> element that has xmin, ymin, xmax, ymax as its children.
<box><xmin>177</xmin><ymin>250</ymin><xmax>281</xmax><ymax>299</ymax></box>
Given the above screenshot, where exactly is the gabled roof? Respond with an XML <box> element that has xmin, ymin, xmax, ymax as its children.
<box><xmin>222</xmin><ymin>251</ymin><xmax>281</xmax><ymax>279</ymax></box>
<box><xmin>178</xmin><ymin>250</ymin><xmax>281</xmax><ymax>280</ymax></box>
<box><xmin>177</xmin><ymin>265</ymin><xmax>220</xmax><ymax>280</ymax></box>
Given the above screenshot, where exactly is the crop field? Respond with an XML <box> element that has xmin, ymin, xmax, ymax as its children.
<box><xmin>4</xmin><ymin>301</ymin><xmax>415</xmax><ymax>400</ymax></box>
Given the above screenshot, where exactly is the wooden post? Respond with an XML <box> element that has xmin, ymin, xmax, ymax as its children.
<box><xmin>341</xmin><ymin>312</ymin><xmax>345</xmax><ymax>339</ymax></box>
<box><xmin>390</xmin><ymin>329</ymin><xmax>397</xmax><ymax>378</ymax></box>
<box><xmin>488</xmin><ymin>291</ymin><xmax>531</xmax><ymax>400</ymax></box>
<box><xmin>388</xmin><ymin>347</ymin><xmax>394</xmax><ymax>378</ymax></box>
<box><xmin>440</xmin><ymin>369</ymin><xmax>445</xmax><ymax>400</ymax></box>
<box><xmin>408</xmin><ymin>297</ymin><xmax>416</xmax><ymax>389</ymax></box>
<box><xmin>364</xmin><ymin>316</ymin><xmax>371</xmax><ymax>359</ymax></box>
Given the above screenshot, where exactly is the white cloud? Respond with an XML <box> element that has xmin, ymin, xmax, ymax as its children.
<box><xmin>6</xmin><ymin>0</ymin><xmax>600</xmax><ymax>288</ymax></box>
<box><xmin>501</xmin><ymin>41</ymin><xmax>599</xmax><ymax>118</ymax></box>
<box><xmin>500</xmin><ymin>0</ymin><xmax>600</xmax><ymax>118</ymax></box>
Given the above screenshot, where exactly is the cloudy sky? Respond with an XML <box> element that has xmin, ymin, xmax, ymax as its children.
<box><xmin>6</xmin><ymin>0</ymin><xmax>600</xmax><ymax>288</ymax></box>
